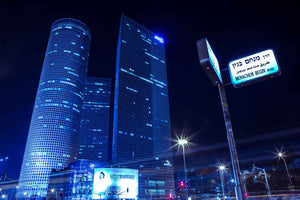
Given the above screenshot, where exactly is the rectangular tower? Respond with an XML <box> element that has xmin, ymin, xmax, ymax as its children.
<box><xmin>113</xmin><ymin>15</ymin><xmax>174</xmax><ymax>199</ymax></box>
<box><xmin>79</xmin><ymin>77</ymin><xmax>111</xmax><ymax>162</ymax></box>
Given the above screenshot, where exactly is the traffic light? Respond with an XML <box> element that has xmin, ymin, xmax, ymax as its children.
<box><xmin>244</xmin><ymin>193</ymin><xmax>248</xmax><ymax>197</ymax></box>
<box><xmin>169</xmin><ymin>193</ymin><xmax>173</xmax><ymax>199</ymax></box>
<box><xmin>60</xmin><ymin>191</ymin><xmax>63</xmax><ymax>197</ymax></box>
<box><xmin>180</xmin><ymin>181</ymin><xmax>185</xmax><ymax>188</ymax></box>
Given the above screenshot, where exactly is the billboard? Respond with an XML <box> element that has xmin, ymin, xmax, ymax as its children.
<box><xmin>228</xmin><ymin>49</ymin><xmax>280</xmax><ymax>87</ymax></box>
<box><xmin>92</xmin><ymin>168</ymin><xmax>138</xmax><ymax>200</ymax></box>
<box><xmin>197</xmin><ymin>38</ymin><xmax>222</xmax><ymax>85</ymax></box>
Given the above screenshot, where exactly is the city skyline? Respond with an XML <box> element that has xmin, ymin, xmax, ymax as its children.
<box><xmin>0</xmin><ymin>0</ymin><xmax>299</xmax><ymax>187</ymax></box>
<box><xmin>13</xmin><ymin>14</ymin><xmax>176</xmax><ymax>199</ymax></box>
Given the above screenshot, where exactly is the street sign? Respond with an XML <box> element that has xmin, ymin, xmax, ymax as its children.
<box><xmin>197</xmin><ymin>38</ymin><xmax>222</xmax><ymax>85</ymax></box>
<box><xmin>196</xmin><ymin>38</ymin><xmax>247</xmax><ymax>200</ymax></box>
<box><xmin>228</xmin><ymin>49</ymin><xmax>280</xmax><ymax>88</ymax></box>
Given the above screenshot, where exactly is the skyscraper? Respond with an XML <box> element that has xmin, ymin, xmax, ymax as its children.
<box><xmin>79</xmin><ymin>77</ymin><xmax>111</xmax><ymax>162</ymax></box>
<box><xmin>113</xmin><ymin>15</ymin><xmax>174</xmax><ymax>199</ymax></box>
<box><xmin>17</xmin><ymin>18</ymin><xmax>91</xmax><ymax>199</ymax></box>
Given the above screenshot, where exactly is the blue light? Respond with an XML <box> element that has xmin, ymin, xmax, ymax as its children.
<box><xmin>154</xmin><ymin>35</ymin><xmax>164</xmax><ymax>44</ymax></box>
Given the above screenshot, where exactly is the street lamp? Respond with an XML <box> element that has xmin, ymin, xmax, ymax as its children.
<box><xmin>51</xmin><ymin>188</ymin><xmax>57</xmax><ymax>199</ymax></box>
<box><xmin>218</xmin><ymin>164</ymin><xmax>226</xmax><ymax>199</ymax></box>
<box><xmin>219</xmin><ymin>165</ymin><xmax>225</xmax><ymax>171</ymax></box>
<box><xmin>252</xmin><ymin>165</ymin><xmax>271</xmax><ymax>197</ymax></box>
<box><xmin>275</xmin><ymin>149</ymin><xmax>294</xmax><ymax>190</ymax></box>
<box><xmin>177</xmin><ymin>137</ymin><xmax>189</xmax><ymax>199</ymax></box>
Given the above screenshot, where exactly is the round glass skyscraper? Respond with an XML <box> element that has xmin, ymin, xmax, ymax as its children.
<box><xmin>17</xmin><ymin>18</ymin><xmax>91</xmax><ymax>199</ymax></box>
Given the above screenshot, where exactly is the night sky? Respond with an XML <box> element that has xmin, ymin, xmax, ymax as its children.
<box><xmin>0</xmin><ymin>1</ymin><xmax>299</xmax><ymax>179</ymax></box>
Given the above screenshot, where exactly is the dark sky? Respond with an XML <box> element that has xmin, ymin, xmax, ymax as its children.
<box><xmin>0</xmin><ymin>1</ymin><xmax>299</xmax><ymax>178</ymax></box>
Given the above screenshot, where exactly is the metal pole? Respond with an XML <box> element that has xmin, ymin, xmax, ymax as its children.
<box><xmin>253</xmin><ymin>166</ymin><xmax>271</xmax><ymax>197</ymax></box>
<box><xmin>282</xmin><ymin>157</ymin><xmax>294</xmax><ymax>190</ymax></box>
<box><xmin>243</xmin><ymin>182</ymin><xmax>247</xmax><ymax>197</ymax></box>
<box><xmin>262</xmin><ymin>169</ymin><xmax>272</xmax><ymax>197</ymax></box>
<box><xmin>217</xmin><ymin>83</ymin><xmax>245</xmax><ymax>200</ymax></box>
<box><xmin>241</xmin><ymin>173</ymin><xmax>248</xmax><ymax>198</ymax></box>
<box><xmin>220</xmin><ymin>170</ymin><xmax>225</xmax><ymax>199</ymax></box>
<box><xmin>182</xmin><ymin>147</ymin><xmax>188</xmax><ymax>199</ymax></box>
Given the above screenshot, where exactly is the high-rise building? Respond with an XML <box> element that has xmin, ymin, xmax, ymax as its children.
<box><xmin>17</xmin><ymin>18</ymin><xmax>91</xmax><ymax>199</ymax></box>
<box><xmin>113</xmin><ymin>15</ymin><xmax>175</xmax><ymax>199</ymax></box>
<box><xmin>79</xmin><ymin>77</ymin><xmax>111</xmax><ymax>162</ymax></box>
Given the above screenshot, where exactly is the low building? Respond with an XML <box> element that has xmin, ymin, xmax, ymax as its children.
<box><xmin>0</xmin><ymin>179</ymin><xmax>18</xmax><ymax>199</ymax></box>
<box><xmin>46</xmin><ymin>159</ymin><xmax>138</xmax><ymax>200</ymax></box>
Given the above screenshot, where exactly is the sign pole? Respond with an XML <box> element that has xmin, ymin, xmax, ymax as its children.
<box><xmin>197</xmin><ymin>38</ymin><xmax>280</xmax><ymax>200</ymax></box>
<box><xmin>218</xmin><ymin>83</ymin><xmax>245</xmax><ymax>200</ymax></box>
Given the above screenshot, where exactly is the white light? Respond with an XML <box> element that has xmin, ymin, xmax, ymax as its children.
<box><xmin>178</xmin><ymin>139</ymin><xmax>188</xmax><ymax>146</ymax></box>
<box><xmin>51</xmin><ymin>189</ymin><xmax>55</xmax><ymax>193</ymax></box>
<box><xmin>219</xmin><ymin>165</ymin><xmax>225</xmax><ymax>171</ymax></box>
<box><xmin>1</xmin><ymin>194</ymin><xmax>5</xmax><ymax>198</ymax></box>
<box><xmin>275</xmin><ymin>149</ymin><xmax>286</xmax><ymax>159</ymax></box>
<box><xmin>154</xmin><ymin>35</ymin><xmax>164</xmax><ymax>44</ymax></box>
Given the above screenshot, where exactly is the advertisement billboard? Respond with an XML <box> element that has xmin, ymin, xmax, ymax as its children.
<box><xmin>228</xmin><ymin>49</ymin><xmax>280</xmax><ymax>87</ymax></box>
<box><xmin>92</xmin><ymin>168</ymin><xmax>138</xmax><ymax>200</ymax></box>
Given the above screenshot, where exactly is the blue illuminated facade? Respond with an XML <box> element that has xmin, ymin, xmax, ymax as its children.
<box><xmin>17</xmin><ymin>18</ymin><xmax>91</xmax><ymax>199</ymax></box>
<box><xmin>79</xmin><ymin>77</ymin><xmax>111</xmax><ymax>162</ymax></box>
<box><xmin>45</xmin><ymin>160</ymin><xmax>106</xmax><ymax>200</ymax></box>
<box><xmin>113</xmin><ymin>15</ymin><xmax>174</xmax><ymax>199</ymax></box>
<box><xmin>65</xmin><ymin>160</ymin><xmax>105</xmax><ymax>200</ymax></box>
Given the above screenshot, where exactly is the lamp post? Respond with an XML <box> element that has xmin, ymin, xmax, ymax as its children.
<box><xmin>51</xmin><ymin>188</ymin><xmax>57</xmax><ymax>199</ymax></box>
<box><xmin>276</xmin><ymin>151</ymin><xmax>294</xmax><ymax>190</ymax></box>
<box><xmin>178</xmin><ymin>138</ymin><xmax>189</xmax><ymax>199</ymax></box>
<box><xmin>218</xmin><ymin>165</ymin><xmax>226</xmax><ymax>199</ymax></box>
<box><xmin>253</xmin><ymin>165</ymin><xmax>271</xmax><ymax>197</ymax></box>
